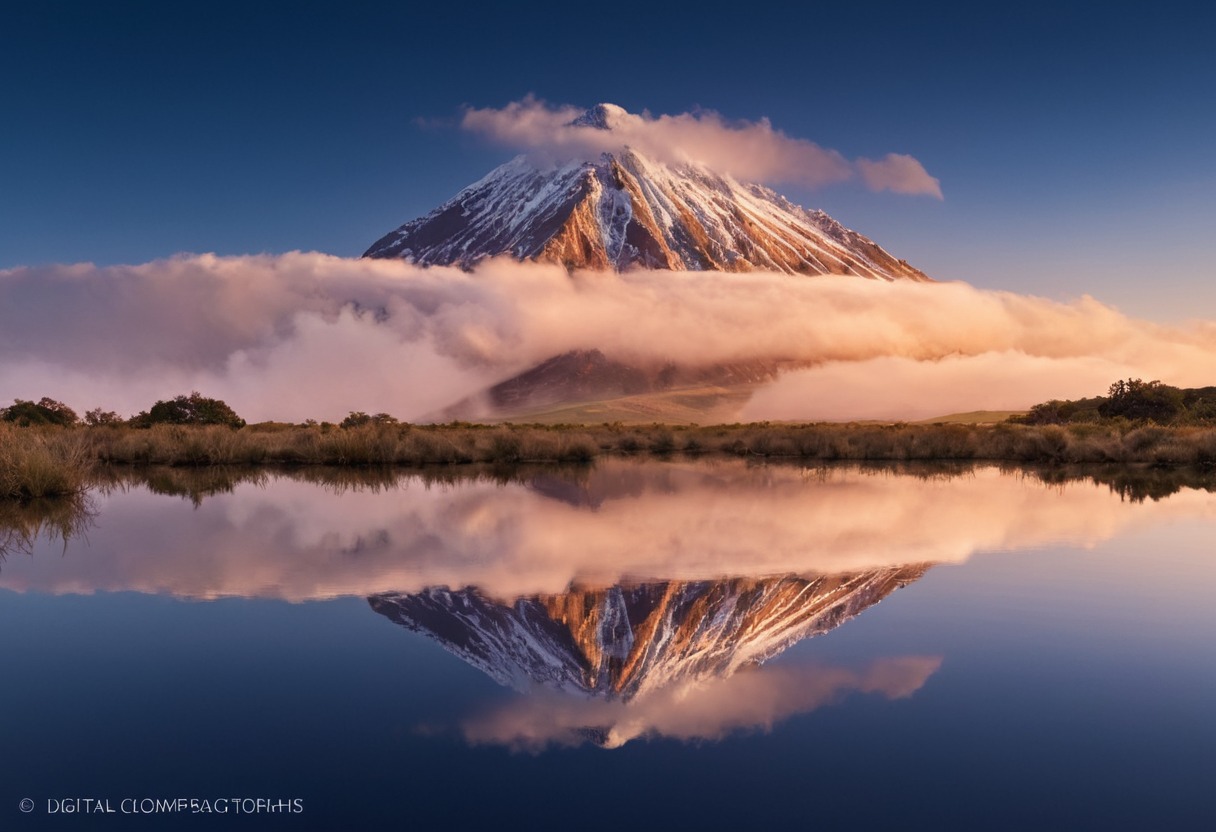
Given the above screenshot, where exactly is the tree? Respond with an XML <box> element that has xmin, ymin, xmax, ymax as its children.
<box><xmin>84</xmin><ymin>407</ymin><xmax>122</xmax><ymax>426</ymax></box>
<box><xmin>1017</xmin><ymin>399</ymin><xmax>1070</xmax><ymax>425</ymax></box>
<box><xmin>339</xmin><ymin>412</ymin><xmax>398</xmax><ymax>428</ymax></box>
<box><xmin>1</xmin><ymin>397</ymin><xmax>79</xmax><ymax>427</ymax></box>
<box><xmin>340</xmin><ymin>411</ymin><xmax>372</xmax><ymax>428</ymax></box>
<box><xmin>1098</xmin><ymin>379</ymin><xmax>1185</xmax><ymax>423</ymax></box>
<box><xmin>131</xmin><ymin>392</ymin><xmax>245</xmax><ymax>428</ymax></box>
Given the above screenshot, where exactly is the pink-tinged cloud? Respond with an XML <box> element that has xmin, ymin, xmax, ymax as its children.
<box><xmin>2</xmin><ymin>254</ymin><xmax>1216</xmax><ymax>423</ymax></box>
<box><xmin>858</xmin><ymin>153</ymin><xmax>944</xmax><ymax>198</ymax></box>
<box><xmin>460</xmin><ymin>98</ymin><xmax>939</xmax><ymax>195</ymax></box>
<box><xmin>460</xmin><ymin>656</ymin><xmax>943</xmax><ymax>750</ymax></box>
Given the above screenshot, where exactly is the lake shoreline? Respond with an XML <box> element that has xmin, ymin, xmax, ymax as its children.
<box><xmin>3</xmin><ymin>420</ymin><xmax>1216</xmax><ymax>500</ymax></box>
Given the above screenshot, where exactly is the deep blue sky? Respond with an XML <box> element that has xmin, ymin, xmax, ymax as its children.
<box><xmin>3</xmin><ymin>1</ymin><xmax>1213</xmax><ymax>319</ymax></box>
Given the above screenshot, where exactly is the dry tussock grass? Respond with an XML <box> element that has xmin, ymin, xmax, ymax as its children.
<box><xmin>2</xmin><ymin>421</ymin><xmax>1214</xmax><ymax>475</ymax></box>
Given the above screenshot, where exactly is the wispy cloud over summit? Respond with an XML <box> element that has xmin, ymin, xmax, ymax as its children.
<box><xmin>460</xmin><ymin>97</ymin><xmax>942</xmax><ymax>197</ymax></box>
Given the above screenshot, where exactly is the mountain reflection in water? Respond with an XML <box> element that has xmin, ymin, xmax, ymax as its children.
<box><xmin>372</xmin><ymin>570</ymin><xmax>926</xmax><ymax>698</ymax></box>
<box><xmin>2</xmin><ymin>456</ymin><xmax>1212</xmax><ymax>746</ymax></box>
<box><xmin>371</xmin><ymin>571</ymin><xmax>939</xmax><ymax>748</ymax></box>
<box><xmin>2</xmin><ymin>458</ymin><xmax>1212</xmax><ymax>826</ymax></box>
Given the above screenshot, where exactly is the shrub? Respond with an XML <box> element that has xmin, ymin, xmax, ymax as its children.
<box><xmin>650</xmin><ymin>429</ymin><xmax>676</xmax><ymax>454</ymax></box>
<box><xmin>84</xmin><ymin>407</ymin><xmax>122</xmax><ymax>426</ymax></box>
<box><xmin>1098</xmin><ymin>379</ymin><xmax>1185</xmax><ymax>423</ymax></box>
<box><xmin>131</xmin><ymin>392</ymin><xmax>245</xmax><ymax>428</ymax></box>
<box><xmin>1</xmin><ymin>397</ymin><xmax>79</xmax><ymax>427</ymax></box>
<box><xmin>340</xmin><ymin>412</ymin><xmax>399</xmax><ymax>429</ymax></box>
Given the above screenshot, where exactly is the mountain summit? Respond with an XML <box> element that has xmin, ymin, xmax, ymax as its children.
<box><xmin>364</xmin><ymin>104</ymin><xmax>930</xmax><ymax>281</ymax></box>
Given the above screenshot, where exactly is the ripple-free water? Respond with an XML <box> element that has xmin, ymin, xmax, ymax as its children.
<box><xmin>2</xmin><ymin>460</ymin><xmax>1213</xmax><ymax>829</ymax></box>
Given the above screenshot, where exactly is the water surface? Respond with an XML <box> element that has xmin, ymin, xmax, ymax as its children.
<box><xmin>1</xmin><ymin>461</ymin><xmax>1213</xmax><ymax>829</ymax></box>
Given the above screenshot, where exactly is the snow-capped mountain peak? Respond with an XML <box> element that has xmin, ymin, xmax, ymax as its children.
<box><xmin>364</xmin><ymin>109</ymin><xmax>930</xmax><ymax>281</ymax></box>
<box><xmin>568</xmin><ymin>102</ymin><xmax>628</xmax><ymax>130</ymax></box>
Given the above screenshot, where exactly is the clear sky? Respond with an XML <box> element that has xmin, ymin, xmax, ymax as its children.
<box><xmin>3</xmin><ymin>0</ymin><xmax>1213</xmax><ymax>320</ymax></box>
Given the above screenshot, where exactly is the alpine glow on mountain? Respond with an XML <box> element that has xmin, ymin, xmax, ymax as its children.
<box><xmin>365</xmin><ymin>103</ymin><xmax>932</xmax><ymax>280</ymax></box>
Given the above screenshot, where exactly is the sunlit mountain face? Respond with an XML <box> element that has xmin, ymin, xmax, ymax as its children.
<box><xmin>365</xmin><ymin>105</ymin><xmax>930</xmax><ymax>281</ymax></box>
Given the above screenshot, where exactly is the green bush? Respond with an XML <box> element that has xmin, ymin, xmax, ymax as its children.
<box><xmin>131</xmin><ymin>392</ymin><xmax>245</xmax><ymax>429</ymax></box>
<box><xmin>1</xmin><ymin>397</ymin><xmax>78</xmax><ymax>427</ymax></box>
<box><xmin>1099</xmin><ymin>379</ymin><xmax>1185</xmax><ymax>423</ymax></box>
<box><xmin>84</xmin><ymin>407</ymin><xmax>122</xmax><ymax>426</ymax></box>
<box><xmin>339</xmin><ymin>412</ymin><xmax>398</xmax><ymax>429</ymax></box>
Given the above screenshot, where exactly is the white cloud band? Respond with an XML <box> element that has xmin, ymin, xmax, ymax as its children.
<box><xmin>2</xmin><ymin>253</ymin><xmax>1214</xmax><ymax>422</ymax></box>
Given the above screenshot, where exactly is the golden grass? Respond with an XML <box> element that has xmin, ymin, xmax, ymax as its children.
<box><xmin>2</xmin><ymin>421</ymin><xmax>1215</xmax><ymax>478</ymax></box>
<box><xmin>0</xmin><ymin>425</ymin><xmax>93</xmax><ymax>498</ymax></box>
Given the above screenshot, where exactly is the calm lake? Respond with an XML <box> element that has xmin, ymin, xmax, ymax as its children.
<box><xmin>2</xmin><ymin>460</ymin><xmax>1213</xmax><ymax>830</ymax></box>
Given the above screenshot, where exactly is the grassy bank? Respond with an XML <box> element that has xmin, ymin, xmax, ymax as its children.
<box><xmin>0</xmin><ymin>426</ymin><xmax>92</xmax><ymax>498</ymax></box>
<box><xmin>3</xmin><ymin>420</ymin><xmax>1216</xmax><ymax>481</ymax></box>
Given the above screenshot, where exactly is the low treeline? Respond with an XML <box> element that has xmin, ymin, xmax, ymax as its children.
<box><xmin>1011</xmin><ymin>379</ymin><xmax>1216</xmax><ymax>426</ymax></box>
<box><xmin>3</xmin><ymin>380</ymin><xmax>1216</xmax><ymax>500</ymax></box>
<box><xmin>3</xmin><ymin>420</ymin><xmax>1216</xmax><ymax>500</ymax></box>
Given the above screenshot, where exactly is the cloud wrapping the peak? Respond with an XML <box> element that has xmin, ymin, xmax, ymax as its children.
<box><xmin>460</xmin><ymin>97</ymin><xmax>941</xmax><ymax>196</ymax></box>
<box><xmin>2</xmin><ymin>253</ymin><xmax>1216</xmax><ymax>423</ymax></box>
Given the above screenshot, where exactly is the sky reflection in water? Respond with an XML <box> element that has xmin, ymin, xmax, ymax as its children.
<box><xmin>0</xmin><ymin>460</ymin><xmax>1212</xmax><ymax>829</ymax></box>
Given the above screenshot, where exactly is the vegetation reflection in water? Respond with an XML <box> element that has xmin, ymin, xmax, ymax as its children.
<box><xmin>95</xmin><ymin>453</ymin><xmax>1216</xmax><ymax>506</ymax></box>
<box><xmin>3</xmin><ymin>458</ymin><xmax>1214</xmax><ymax>570</ymax></box>
<box><xmin>2</xmin><ymin>459</ymin><xmax>1213</xmax><ymax>748</ymax></box>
